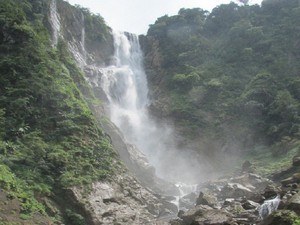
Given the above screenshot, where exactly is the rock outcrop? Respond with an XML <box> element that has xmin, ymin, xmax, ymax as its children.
<box><xmin>69</xmin><ymin>174</ymin><xmax>178</xmax><ymax>225</ymax></box>
<box><xmin>45</xmin><ymin>1</ymin><xmax>179</xmax><ymax>224</ymax></box>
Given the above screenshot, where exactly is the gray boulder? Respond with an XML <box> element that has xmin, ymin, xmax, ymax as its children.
<box><xmin>180</xmin><ymin>205</ymin><xmax>234</xmax><ymax>225</ymax></box>
<box><xmin>262</xmin><ymin>184</ymin><xmax>281</xmax><ymax>199</ymax></box>
<box><xmin>286</xmin><ymin>192</ymin><xmax>300</xmax><ymax>215</ymax></box>
<box><xmin>69</xmin><ymin>174</ymin><xmax>178</xmax><ymax>225</ymax></box>
<box><xmin>179</xmin><ymin>205</ymin><xmax>212</xmax><ymax>224</ymax></box>
<box><xmin>179</xmin><ymin>192</ymin><xmax>197</xmax><ymax>210</ymax></box>
<box><xmin>196</xmin><ymin>192</ymin><xmax>219</xmax><ymax>208</ymax></box>
<box><xmin>242</xmin><ymin>200</ymin><xmax>260</xmax><ymax>210</ymax></box>
<box><xmin>220</xmin><ymin>183</ymin><xmax>262</xmax><ymax>202</ymax></box>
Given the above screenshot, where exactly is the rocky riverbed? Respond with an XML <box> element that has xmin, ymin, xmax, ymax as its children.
<box><xmin>164</xmin><ymin>158</ymin><xmax>300</xmax><ymax>225</ymax></box>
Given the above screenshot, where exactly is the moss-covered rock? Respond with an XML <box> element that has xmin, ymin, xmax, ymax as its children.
<box><xmin>260</xmin><ymin>210</ymin><xmax>300</xmax><ymax>225</ymax></box>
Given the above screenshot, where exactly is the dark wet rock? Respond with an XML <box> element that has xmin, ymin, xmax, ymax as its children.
<box><xmin>179</xmin><ymin>192</ymin><xmax>197</xmax><ymax>210</ymax></box>
<box><xmin>281</xmin><ymin>177</ymin><xmax>295</xmax><ymax>186</ymax></box>
<box><xmin>262</xmin><ymin>184</ymin><xmax>281</xmax><ymax>199</ymax></box>
<box><xmin>292</xmin><ymin>156</ymin><xmax>300</xmax><ymax>167</ymax></box>
<box><xmin>281</xmin><ymin>173</ymin><xmax>300</xmax><ymax>186</ymax></box>
<box><xmin>196</xmin><ymin>192</ymin><xmax>218</xmax><ymax>208</ymax></box>
<box><xmin>293</xmin><ymin>173</ymin><xmax>300</xmax><ymax>183</ymax></box>
<box><xmin>286</xmin><ymin>192</ymin><xmax>300</xmax><ymax>215</ymax></box>
<box><xmin>259</xmin><ymin>210</ymin><xmax>298</xmax><ymax>225</ymax></box>
<box><xmin>242</xmin><ymin>200</ymin><xmax>260</xmax><ymax>210</ymax></box>
<box><xmin>223</xmin><ymin>198</ymin><xmax>236</xmax><ymax>207</ymax></box>
<box><xmin>178</xmin><ymin>210</ymin><xmax>185</xmax><ymax>218</ymax></box>
<box><xmin>242</xmin><ymin>160</ymin><xmax>255</xmax><ymax>173</ymax></box>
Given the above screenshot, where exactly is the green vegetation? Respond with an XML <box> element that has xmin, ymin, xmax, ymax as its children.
<box><xmin>144</xmin><ymin>0</ymin><xmax>300</xmax><ymax>157</ymax></box>
<box><xmin>242</xmin><ymin>145</ymin><xmax>300</xmax><ymax>177</ymax></box>
<box><xmin>0</xmin><ymin>0</ymin><xmax>117</xmax><ymax>222</ymax></box>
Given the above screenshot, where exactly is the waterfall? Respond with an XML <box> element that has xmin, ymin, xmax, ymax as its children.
<box><xmin>100</xmin><ymin>31</ymin><xmax>202</xmax><ymax>184</ymax></box>
<box><xmin>49</xmin><ymin>0</ymin><xmax>61</xmax><ymax>46</ymax></box>
<box><xmin>80</xmin><ymin>13</ymin><xmax>87</xmax><ymax>63</ymax></box>
<box><xmin>101</xmin><ymin>31</ymin><xmax>153</xmax><ymax>158</ymax></box>
<box><xmin>258</xmin><ymin>195</ymin><xmax>281</xmax><ymax>219</ymax></box>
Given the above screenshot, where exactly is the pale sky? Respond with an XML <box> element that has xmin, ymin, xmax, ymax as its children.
<box><xmin>66</xmin><ymin>0</ymin><xmax>263</xmax><ymax>34</ymax></box>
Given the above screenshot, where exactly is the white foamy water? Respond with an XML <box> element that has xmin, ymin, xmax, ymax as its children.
<box><xmin>258</xmin><ymin>195</ymin><xmax>281</xmax><ymax>219</ymax></box>
<box><xmin>49</xmin><ymin>0</ymin><xmax>61</xmax><ymax>46</ymax></box>
<box><xmin>100</xmin><ymin>31</ymin><xmax>203</xmax><ymax>183</ymax></box>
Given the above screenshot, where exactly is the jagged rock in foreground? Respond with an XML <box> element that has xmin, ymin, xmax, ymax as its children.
<box><xmin>69</xmin><ymin>174</ymin><xmax>177</xmax><ymax>225</ymax></box>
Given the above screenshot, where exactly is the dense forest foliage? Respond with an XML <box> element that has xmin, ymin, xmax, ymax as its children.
<box><xmin>143</xmin><ymin>0</ymin><xmax>300</xmax><ymax>156</ymax></box>
<box><xmin>0</xmin><ymin>0</ymin><xmax>117</xmax><ymax>222</ymax></box>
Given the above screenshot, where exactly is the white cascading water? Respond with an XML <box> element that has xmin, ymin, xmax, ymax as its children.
<box><xmin>258</xmin><ymin>195</ymin><xmax>281</xmax><ymax>219</ymax></box>
<box><xmin>101</xmin><ymin>31</ymin><xmax>203</xmax><ymax>184</ymax></box>
<box><xmin>80</xmin><ymin>13</ymin><xmax>87</xmax><ymax>64</ymax></box>
<box><xmin>49</xmin><ymin>0</ymin><xmax>61</xmax><ymax>46</ymax></box>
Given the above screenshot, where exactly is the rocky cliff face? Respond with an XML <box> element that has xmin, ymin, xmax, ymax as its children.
<box><xmin>50</xmin><ymin>0</ymin><xmax>113</xmax><ymax>66</ymax></box>
<box><xmin>45</xmin><ymin>0</ymin><xmax>178</xmax><ymax>224</ymax></box>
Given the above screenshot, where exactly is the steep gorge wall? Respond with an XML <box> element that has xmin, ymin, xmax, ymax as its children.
<box><xmin>0</xmin><ymin>0</ymin><xmax>177</xmax><ymax>224</ymax></box>
<box><xmin>54</xmin><ymin>0</ymin><xmax>114</xmax><ymax>66</ymax></box>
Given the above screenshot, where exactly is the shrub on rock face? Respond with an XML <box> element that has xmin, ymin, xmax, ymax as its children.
<box><xmin>260</xmin><ymin>210</ymin><xmax>300</xmax><ymax>225</ymax></box>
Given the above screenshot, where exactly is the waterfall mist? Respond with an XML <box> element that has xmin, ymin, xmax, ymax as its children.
<box><xmin>101</xmin><ymin>31</ymin><xmax>208</xmax><ymax>184</ymax></box>
<box><xmin>49</xmin><ymin>0</ymin><xmax>61</xmax><ymax>46</ymax></box>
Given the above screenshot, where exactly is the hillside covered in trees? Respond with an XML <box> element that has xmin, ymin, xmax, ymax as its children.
<box><xmin>142</xmin><ymin>0</ymin><xmax>300</xmax><ymax>162</ymax></box>
<box><xmin>0</xmin><ymin>0</ymin><xmax>120</xmax><ymax>223</ymax></box>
